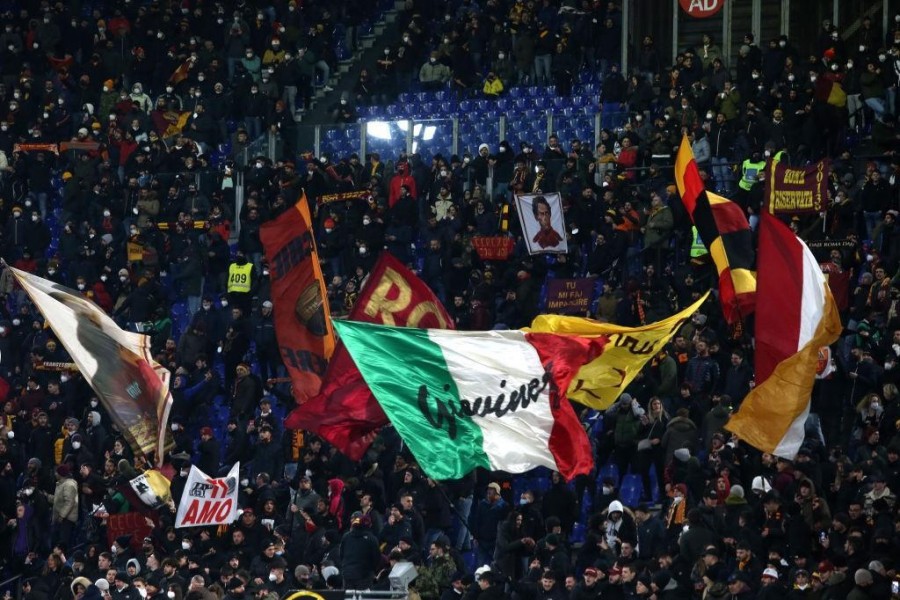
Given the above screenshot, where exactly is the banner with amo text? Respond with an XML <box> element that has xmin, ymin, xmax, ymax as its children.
<box><xmin>765</xmin><ymin>159</ymin><xmax>831</xmax><ymax>214</ymax></box>
<box><xmin>175</xmin><ymin>463</ymin><xmax>240</xmax><ymax>528</ymax></box>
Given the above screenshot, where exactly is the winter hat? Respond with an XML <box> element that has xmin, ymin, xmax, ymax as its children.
<box><xmin>478</xmin><ymin>143</ymin><xmax>489</xmax><ymax>153</ymax></box>
<box><xmin>89</xmin><ymin>411</ymin><xmax>101</xmax><ymax>425</ymax></box>
<box><xmin>56</xmin><ymin>464</ymin><xmax>71</xmax><ymax>477</ymax></box>
<box><xmin>855</xmin><ymin>569</ymin><xmax>873</xmax><ymax>586</ymax></box>
<box><xmin>674</xmin><ymin>448</ymin><xmax>691</xmax><ymax>462</ymax></box>
<box><xmin>71</xmin><ymin>577</ymin><xmax>91</xmax><ymax>594</ymax></box>
<box><xmin>729</xmin><ymin>485</ymin><xmax>745</xmax><ymax>499</ymax></box>
<box><xmin>94</xmin><ymin>579</ymin><xmax>110</xmax><ymax>592</ymax></box>
<box><xmin>321</xmin><ymin>565</ymin><xmax>340</xmax><ymax>580</ymax></box>
<box><xmin>751</xmin><ymin>475</ymin><xmax>772</xmax><ymax>493</ymax></box>
<box><xmin>607</xmin><ymin>500</ymin><xmax>624</xmax><ymax>514</ymax></box>
<box><xmin>868</xmin><ymin>561</ymin><xmax>885</xmax><ymax>575</ymax></box>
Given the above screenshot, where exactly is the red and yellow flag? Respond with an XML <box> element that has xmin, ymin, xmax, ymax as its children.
<box><xmin>675</xmin><ymin>136</ymin><xmax>756</xmax><ymax>323</ymax></box>
<box><xmin>260</xmin><ymin>194</ymin><xmax>335</xmax><ymax>402</ymax></box>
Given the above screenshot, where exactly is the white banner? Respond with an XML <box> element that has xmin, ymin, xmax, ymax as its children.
<box><xmin>175</xmin><ymin>463</ymin><xmax>240</xmax><ymax>528</ymax></box>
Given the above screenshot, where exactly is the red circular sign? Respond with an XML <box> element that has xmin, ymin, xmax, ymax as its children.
<box><xmin>679</xmin><ymin>0</ymin><xmax>724</xmax><ymax>18</ymax></box>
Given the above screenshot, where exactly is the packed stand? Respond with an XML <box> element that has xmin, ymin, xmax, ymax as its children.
<box><xmin>0</xmin><ymin>1</ymin><xmax>900</xmax><ymax>600</ymax></box>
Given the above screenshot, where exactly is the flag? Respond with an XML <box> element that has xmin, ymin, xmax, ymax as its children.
<box><xmin>129</xmin><ymin>470</ymin><xmax>172</xmax><ymax>510</ymax></box>
<box><xmin>175</xmin><ymin>463</ymin><xmax>240</xmax><ymax>528</ymax></box>
<box><xmin>529</xmin><ymin>293</ymin><xmax>709</xmax><ymax>409</ymax></box>
<box><xmin>675</xmin><ymin>136</ymin><xmax>756</xmax><ymax>323</ymax></box>
<box><xmin>333</xmin><ymin>321</ymin><xmax>603</xmax><ymax>480</ymax></box>
<box><xmin>725</xmin><ymin>212</ymin><xmax>842</xmax><ymax>458</ymax></box>
<box><xmin>260</xmin><ymin>194</ymin><xmax>335</xmax><ymax>402</ymax></box>
<box><xmin>9</xmin><ymin>267</ymin><xmax>173</xmax><ymax>463</ymax></box>
<box><xmin>285</xmin><ymin>253</ymin><xmax>453</xmax><ymax>460</ymax></box>
<box><xmin>168</xmin><ymin>57</ymin><xmax>195</xmax><ymax>85</ymax></box>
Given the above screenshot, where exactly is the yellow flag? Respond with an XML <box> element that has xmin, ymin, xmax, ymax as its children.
<box><xmin>528</xmin><ymin>293</ymin><xmax>709</xmax><ymax>409</ymax></box>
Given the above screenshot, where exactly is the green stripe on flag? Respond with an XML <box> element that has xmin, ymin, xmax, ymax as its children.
<box><xmin>333</xmin><ymin>321</ymin><xmax>490</xmax><ymax>479</ymax></box>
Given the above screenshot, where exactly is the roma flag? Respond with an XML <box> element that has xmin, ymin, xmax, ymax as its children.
<box><xmin>168</xmin><ymin>57</ymin><xmax>195</xmax><ymax>85</ymax></box>
<box><xmin>9</xmin><ymin>267</ymin><xmax>173</xmax><ymax>464</ymax></box>
<box><xmin>528</xmin><ymin>293</ymin><xmax>709</xmax><ymax>409</ymax></box>
<box><xmin>675</xmin><ymin>136</ymin><xmax>756</xmax><ymax>323</ymax></box>
<box><xmin>726</xmin><ymin>212</ymin><xmax>842</xmax><ymax>458</ymax></box>
<box><xmin>285</xmin><ymin>253</ymin><xmax>453</xmax><ymax>459</ymax></box>
<box><xmin>334</xmin><ymin>321</ymin><xmax>602</xmax><ymax>480</ymax></box>
<box><xmin>260</xmin><ymin>194</ymin><xmax>335</xmax><ymax>402</ymax></box>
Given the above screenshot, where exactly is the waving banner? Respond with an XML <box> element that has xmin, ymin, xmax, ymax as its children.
<box><xmin>175</xmin><ymin>463</ymin><xmax>240</xmax><ymax>528</ymax></box>
<box><xmin>9</xmin><ymin>267</ymin><xmax>173</xmax><ymax>463</ymax></box>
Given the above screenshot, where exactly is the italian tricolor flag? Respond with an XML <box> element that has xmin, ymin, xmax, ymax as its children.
<box><xmin>332</xmin><ymin>321</ymin><xmax>603</xmax><ymax>480</ymax></box>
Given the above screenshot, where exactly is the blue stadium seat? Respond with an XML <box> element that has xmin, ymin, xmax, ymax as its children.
<box><xmin>619</xmin><ymin>474</ymin><xmax>643</xmax><ymax>508</ymax></box>
<box><xmin>597</xmin><ymin>462</ymin><xmax>620</xmax><ymax>488</ymax></box>
<box><xmin>571</xmin><ymin>522</ymin><xmax>587</xmax><ymax>544</ymax></box>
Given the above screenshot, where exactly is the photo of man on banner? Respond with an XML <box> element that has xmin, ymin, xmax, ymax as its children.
<box><xmin>515</xmin><ymin>193</ymin><xmax>568</xmax><ymax>255</ymax></box>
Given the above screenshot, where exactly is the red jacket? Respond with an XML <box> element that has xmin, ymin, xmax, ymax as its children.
<box><xmin>388</xmin><ymin>163</ymin><xmax>417</xmax><ymax>208</ymax></box>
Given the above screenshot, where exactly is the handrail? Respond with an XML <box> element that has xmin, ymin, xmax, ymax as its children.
<box><xmin>0</xmin><ymin>573</ymin><xmax>22</xmax><ymax>600</ymax></box>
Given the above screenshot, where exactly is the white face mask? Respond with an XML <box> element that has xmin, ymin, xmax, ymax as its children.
<box><xmin>90</xmin><ymin>399</ymin><xmax>99</xmax><ymax>407</ymax></box>
<box><xmin>72</xmin><ymin>441</ymin><xmax>81</xmax><ymax>449</ymax></box>
<box><xmin>269</xmin><ymin>573</ymin><xmax>278</xmax><ymax>582</ymax></box>
<box><xmin>221</xmin><ymin>300</ymin><xmax>229</xmax><ymax>307</ymax></box>
<box><xmin>171</xmin><ymin>424</ymin><xmax>179</xmax><ymax>432</ymax></box>
<box><xmin>77</xmin><ymin>283</ymin><xmax>85</xmax><ymax>290</ymax></box>
<box><xmin>103</xmin><ymin>210</ymin><xmax>110</xmax><ymax>217</ymax></box>
<box><xmin>138</xmin><ymin>588</ymin><xmax>147</xmax><ymax>599</ymax></box>
<box><xmin>11</xmin><ymin>319</ymin><xmax>19</xmax><ymax>326</ymax></box>
<box><xmin>119</xmin><ymin>276</ymin><xmax>128</xmax><ymax>283</ymax></box>
<box><xmin>167</xmin><ymin>592</ymin><xmax>176</xmax><ymax>599</ymax></box>
<box><xmin>181</xmin><ymin>540</ymin><xmax>191</xmax><ymax>550</ymax></box>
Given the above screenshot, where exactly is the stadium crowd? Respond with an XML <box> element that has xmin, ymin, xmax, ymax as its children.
<box><xmin>0</xmin><ymin>0</ymin><xmax>898</xmax><ymax>599</ymax></box>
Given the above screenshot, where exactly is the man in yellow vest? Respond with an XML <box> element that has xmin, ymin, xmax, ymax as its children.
<box><xmin>690</xmin><ymin>225</ymin><xmax>709</xmax><ymax>265</ymax></box>
<box><xmin>227</xmin><ymin>251</ymin><xmax>256</xmax><ymax>313</ymax></box>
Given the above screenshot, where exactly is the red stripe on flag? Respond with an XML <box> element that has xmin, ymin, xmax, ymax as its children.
<box><xmin>525</xmin><ymin>333</ymin><xmax>604</xmax><ymax>480</ymax></box>
<box><xmin>754</xmin><ymin>212</ymin><xmax>804</xmax><ymax>384</ymax></box>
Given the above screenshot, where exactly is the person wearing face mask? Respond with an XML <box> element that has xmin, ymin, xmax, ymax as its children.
<box><xmin>243</xmin><ymin>81</ymin><xmax>268</xmax><ymax>140</ymax></box>
<box><xmin>4</xmin><ymin>205</ymin><xmax>29</xmax><ymax>260</ymax></box>
<box><xmin>328</xmin><ymin>93</ymin><xmax>357</xmax><ymax>123</ymax></box>
<box><xmin>420</xmin><ymin>51</ymin><xmax>451</xmax><ymax>91</ymax></box>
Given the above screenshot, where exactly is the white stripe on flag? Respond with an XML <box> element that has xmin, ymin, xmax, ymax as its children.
<box><xmin>429</xmin><ymin>330</ymin><xmax>560</xmax><ymax>474</ymax></box>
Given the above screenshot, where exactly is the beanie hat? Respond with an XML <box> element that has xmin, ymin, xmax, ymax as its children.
<box><xmin>103</xmin><ymin>79</ymin><xmax>115</xmax><ymax>89</ymax></box>
<box><xmin>729</xmin><ymin>484</ymin><xmax>745</xmax><ymax>499</ymax></box>
<box><xmin>855</xmin><ymin>569</ymin><xmax>873</xmax><ymax>586</ymax></box>
<box><xmin>674</xmin><ymin>448</ymin><xmax>691</xmax><ymax>462</ymax></box>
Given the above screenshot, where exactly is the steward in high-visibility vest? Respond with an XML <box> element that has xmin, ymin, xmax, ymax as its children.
<box><xmin>739</xmin><ymin>153</ymin><xmax>766</xmax><ymax>192</ymax></box>
<box><xmin>690</xmin><ymin>225</ymin><xmax>709</xmax><ymax>259</ymax></box>
<box><xmin>226</xmin><ymin>253</ymin><xmax>255</xmax><ymax>312</ymax></box>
